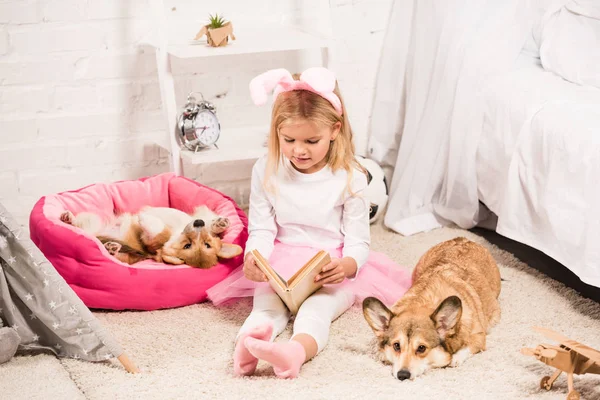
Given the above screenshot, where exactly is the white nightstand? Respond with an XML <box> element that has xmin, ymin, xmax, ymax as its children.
<box><xmin>147</xmin><ymin>0</ymin><xmax>332</xmax><ymax>176</ymax></box>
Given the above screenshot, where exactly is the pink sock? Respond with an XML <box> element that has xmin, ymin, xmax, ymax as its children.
<box><xmin>233</xmin><ymin>324</ymin><xmax>273</xmax><ymax>376</ymax></box>
<box><xmin>244</xmin><ymin>337</ymin><xmax>306</xmax><ymax>379</ymax></box>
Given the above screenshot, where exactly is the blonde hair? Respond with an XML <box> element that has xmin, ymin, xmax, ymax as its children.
<box><xmin>264</xmin><ymin>74</ymin><xmax>366</xmax><ymax>194</ymax></box>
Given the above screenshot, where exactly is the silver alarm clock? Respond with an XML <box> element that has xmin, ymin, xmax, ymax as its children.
<box><xmin>177</xmin><ymin>92</ymin><xmax>221</xmax><ymax>152</ymax></box>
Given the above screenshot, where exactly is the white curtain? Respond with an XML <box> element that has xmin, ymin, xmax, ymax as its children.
<box><xmin>368</xmin><ymin>0</ymin><xmax>534</xmax><ymax>236</ymax></box>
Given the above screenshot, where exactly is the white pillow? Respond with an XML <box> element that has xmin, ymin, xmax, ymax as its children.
<box><xmin>565</xmin><ymin>0</ymin><xmax>600</xmax><ymax>18</ymax></box>
<box><xmin>539</xmin><ymin>0</ymin><xmax>600</xmax><ymax>88</ymax></box>
<box><xmin>523</xmin><ymin>0</ymin><xmax>560</xmax><ymax>58</ymax></box>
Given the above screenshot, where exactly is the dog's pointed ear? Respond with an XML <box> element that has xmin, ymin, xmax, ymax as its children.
<box><xmin>217</xmin><ymin>243</ymin><xmax>243</xmax><ymax>259</ymax></box>
<box><xmin>431</xmin><ymin>296</ymin><xmax>462</xmax><ymax>339</ymax></box>
<box><xmin>363</xmin><ymin>297</ymin><xmax>393</xmax><ymax>337</ymax></box>
<box><xmin>162</xmin><ymin>255</ymin><xmax>185</xmax><ymax>265</ymax></box>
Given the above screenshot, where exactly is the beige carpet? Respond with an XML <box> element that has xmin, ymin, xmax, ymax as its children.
<box><xmin>2</xmin><ymin>226</ymin><xmax>600</xmax><ymax>400</ymax></box>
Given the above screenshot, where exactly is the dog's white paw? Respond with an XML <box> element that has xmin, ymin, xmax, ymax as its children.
<box><xmin>60</xmin><ymin>211</ymin><xmax>74</xmax><ymax>225</ymax></box>
<box><xmin>210</xmin><ymin>217</ymin><xmax>230</xmax><ymax>235</ymax></box>
<box><xmin>104</xmin><ymin>241</ymin><xmax>122</xmax><ymax>256</ymax></box>
<box><xmin>449</xmin><ymin>348</ymin><xmax>472</xmax><ymax>368</ymax></box>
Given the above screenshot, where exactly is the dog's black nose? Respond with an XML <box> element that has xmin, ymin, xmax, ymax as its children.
<box><xmin>397</xmin><ymin>370</ymin><xmax>411</xmax><ymax>381</ymax></box>
<box><xmin>193</xmin><ymin>219</ymin><xmax>205</xmax><ymax>228</ymax></box>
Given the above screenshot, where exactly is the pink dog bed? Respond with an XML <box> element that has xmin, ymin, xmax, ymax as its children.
<box><xmin>29</xmin><ymin>173</ymin><xmax>248</xmax><ymax>311</ymax></box>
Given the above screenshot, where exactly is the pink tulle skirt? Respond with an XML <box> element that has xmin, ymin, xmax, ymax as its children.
<box><xmin>206</xmin><ymin>241</ymin><xmax>412</xmax><ymax>307</ymax></box>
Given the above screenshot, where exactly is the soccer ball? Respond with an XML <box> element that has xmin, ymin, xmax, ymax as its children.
<box><xmin>356</xmin><ymin>156</ymin><xmax>389</xmax><ymax>224</ymax></box>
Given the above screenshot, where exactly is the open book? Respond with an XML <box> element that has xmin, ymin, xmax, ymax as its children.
<box><xmin>251</xmin><ymin>249</ymin><xmax>331</xmax><ymax>314</ymax></box>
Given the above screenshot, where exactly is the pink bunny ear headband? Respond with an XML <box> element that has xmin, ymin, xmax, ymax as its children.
<box><xmin>249</xmin><ymin>67</ymin><xmax>343</xmax><ymax>116</ymax></box>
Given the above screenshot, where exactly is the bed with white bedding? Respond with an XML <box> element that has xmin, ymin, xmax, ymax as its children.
<box><xmin>368</xmin><ymin>0</ymin><xmax>600</xmax><ymax>288</ymax></box>
<box><xmin>477</xmin><ymin>54</ymin><xmax>600</xmax><ymax>287</ymax></box>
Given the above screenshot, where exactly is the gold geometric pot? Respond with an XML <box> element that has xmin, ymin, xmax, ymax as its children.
<box><xmin>194</xmin><ymin>21</ymin><xmax>235</xmax><ymax>47</ymax></box>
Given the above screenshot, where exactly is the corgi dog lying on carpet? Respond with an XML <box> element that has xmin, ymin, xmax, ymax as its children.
<box><xmin>363</xmin><ymin>237</ymin><xmax>501</xmax><ymax>380</ymax></box>
<box><xmin>60</xmin><ymin>206</ymin><xmax>243</xmax><ymax>269</ymax></box>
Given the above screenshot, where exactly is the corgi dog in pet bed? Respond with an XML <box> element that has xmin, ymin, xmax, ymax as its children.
<box><xmin>60</xmin><ymin>206</ymin><xmax>243</xmax><ymax>269</ymax></box>
<box><xmin>363</xmin><ymin>237</ymin><xmax>501</xmax><ymax>380</ymax></box>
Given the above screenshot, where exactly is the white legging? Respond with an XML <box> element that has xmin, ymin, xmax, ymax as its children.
<box><xmin>238</xmin><ymin>285</ymin><xmax>356</xmax><ymax>353</ymax></box>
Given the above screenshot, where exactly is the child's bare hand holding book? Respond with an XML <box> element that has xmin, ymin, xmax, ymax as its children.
<box><xmin>243</xmin><ymin>252</ymin><xmax>268</xmax><ymax>282</ymax></box>
<box><xmin>314</xmin><ymin>257</ymin><xmax>358</xmax><ymax>284</ymax></box>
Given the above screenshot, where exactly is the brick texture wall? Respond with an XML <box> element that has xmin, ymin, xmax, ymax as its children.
<box><xmin>0</xmin><ymin>0</ymin><xmax>392</xmax><ymax>227</ymax></box>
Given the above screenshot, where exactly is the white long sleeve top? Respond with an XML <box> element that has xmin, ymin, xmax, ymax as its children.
<box><xmin>245</xmin><ymin>155</ymin><xmax>371</xmax><ymax>270</ymax></box>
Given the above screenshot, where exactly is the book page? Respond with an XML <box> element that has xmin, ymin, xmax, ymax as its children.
<box><xmin>285</xmin><ymin>261</ymin><xmax>327</xmax><ymax>313</ymax></box>
<box><xmin>288</xmin><ymin>251</ymin><xmax>330</xmax><ymax>290</ymax></box>
<box><xmin>251</xmin><ymin>250</ymin><xmax>288</xmax><ymax>289</ymax></box>
<box><xmin>284</xmin><ymin>251</ymin><xmax>331</xmax><ymax>314</ymax></box>
<box><xmin>251</xmin><ymin>249</ymin><xmax>331</xmax><ymax>314</ymax></box>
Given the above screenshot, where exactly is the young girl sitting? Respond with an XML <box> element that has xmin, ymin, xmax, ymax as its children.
<box><xmin>206</xmin><ymin>67</ymin><xmax>411</xmax><ymax>379</ymax></box>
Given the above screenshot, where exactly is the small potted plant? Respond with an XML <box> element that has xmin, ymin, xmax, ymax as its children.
<box><xmin>194</xmin><ymin>13</ymin><xmax>235</xmax><ymax>47</ymax></box>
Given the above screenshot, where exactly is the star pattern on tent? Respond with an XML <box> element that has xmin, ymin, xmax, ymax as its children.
<box><xmin>0</xmin><ymin>210</ymin><xmax>121</xmax><ymax>367</ymax></box>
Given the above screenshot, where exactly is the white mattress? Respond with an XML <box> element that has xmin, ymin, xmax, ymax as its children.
<box><xmin>476</xmin><ymin>54</ymin><xmax>600</xmax><ymax>287</ymax></box>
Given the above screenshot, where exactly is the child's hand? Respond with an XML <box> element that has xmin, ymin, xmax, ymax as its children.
<box><xmin>243</xmin><ymin>253</ymin><xmax>268</xmax><ymax>282</ymax></box>
<box><xmin>314</xmin><ymin>257</ymin><xmax>357</xmax><ymax>284</ymax></box>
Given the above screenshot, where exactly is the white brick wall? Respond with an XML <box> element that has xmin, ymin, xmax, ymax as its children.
<box><xmin>182</xmin><ymin>158</ymin><xmax>256</xmax><ymax>209</ymax></box>
<box><xmin>0</xmin><ymin>0</ymin><xmax>392</xmax><ymax>227</ymax></box>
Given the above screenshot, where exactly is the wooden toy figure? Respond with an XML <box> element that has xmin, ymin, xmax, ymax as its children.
<box><xmin>521</xmin><ymin>326</ymin><xmax>600</xmax><ymax>400</ymax></box>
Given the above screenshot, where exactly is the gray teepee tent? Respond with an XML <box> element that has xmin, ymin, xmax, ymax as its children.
<box><xmin>0</xmin><ymin>202</ymin><xmax>137</xmax><ymax>372</ymax></box>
